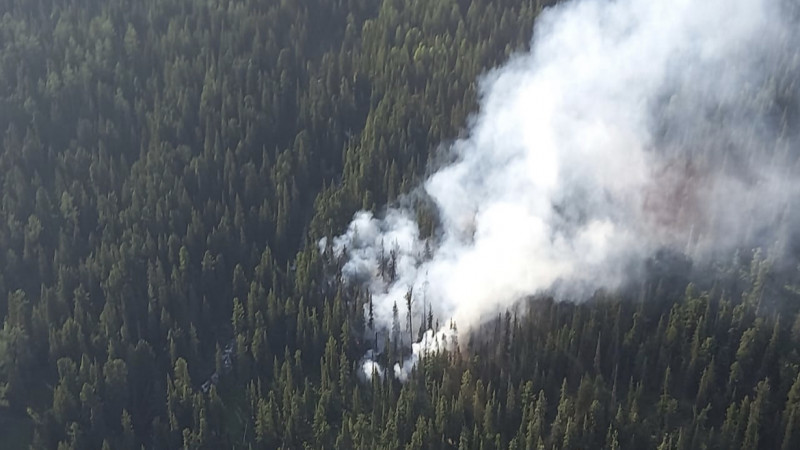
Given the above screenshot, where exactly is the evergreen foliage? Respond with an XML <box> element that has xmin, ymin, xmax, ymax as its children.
<box><xmin>0</xmin><ymin>0</ymin><xmax>798</xmax><ymax>448</ymax></box>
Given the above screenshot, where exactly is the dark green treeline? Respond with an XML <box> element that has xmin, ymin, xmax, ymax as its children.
<box><xmin>1</xmin><ymin>0</ymin><xmax>800</xmax><ymax>449</ymax></box>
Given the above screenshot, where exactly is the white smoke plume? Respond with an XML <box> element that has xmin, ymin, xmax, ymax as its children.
<box><xmin>327</xmin><ymin>0</ymin><xmax>800</xmax><ymax>380</ymax></box>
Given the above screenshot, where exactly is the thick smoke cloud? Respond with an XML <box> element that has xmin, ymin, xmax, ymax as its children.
<box><xmin>327</xmin><ymin>0</ymin><xmax>800</xmax><ymax>379</ymax></box>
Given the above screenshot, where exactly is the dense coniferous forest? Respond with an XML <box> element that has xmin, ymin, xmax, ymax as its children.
<box><xmin>1</xmin><ymin>0</ymin><xmax>800</xmax><ymax>449</ymax></box>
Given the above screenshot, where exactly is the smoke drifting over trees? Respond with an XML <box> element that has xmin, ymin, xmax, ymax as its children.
<box><xmin>5</xmin><ymin>0</ymin><xmax>800</xmax><ymax>445</ymax></box>
<box><xmin>329</xmin><ymin>0</ymin><xmax>800</xmax><ymax>378</ymax></box>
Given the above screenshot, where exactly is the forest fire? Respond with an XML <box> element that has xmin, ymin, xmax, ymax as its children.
<box><xmin>642</xmin><ymin>158</ymin><xmax>707</xmax><ymax>248</ymax></box>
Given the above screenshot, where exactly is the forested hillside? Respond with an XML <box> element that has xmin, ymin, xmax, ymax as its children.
<box><xmin>1</xmin><ymin>0</ymin><xmax>800</xmax><ymax>449</ymax></box>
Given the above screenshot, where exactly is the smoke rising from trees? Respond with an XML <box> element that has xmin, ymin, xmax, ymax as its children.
<box><xmin>326</xmin><ymin>0</ymin><xmax>800</xmax><ymax>379</ymax></box>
